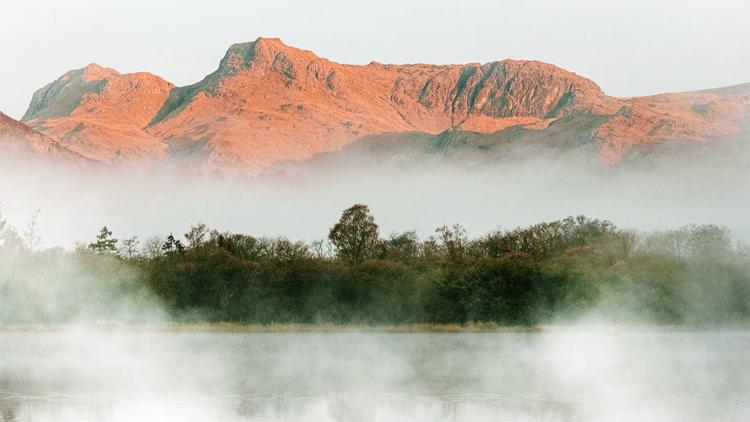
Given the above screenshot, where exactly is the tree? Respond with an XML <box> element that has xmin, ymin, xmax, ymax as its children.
<box><xmin>639</xmin><ymin>224</ymin><xmax>732</xmax><ymax>258</ymax></box>
<box><xmin>419</xmin><ymin>238</ymin><xmax>441</xmax><ymax>259</ymax></box>
<box><xmin>0</xmin><ymin>226</ymin><xmax>23</xmax><ymax>253</ymax></box>
<box><xmin>162</xmin><ymin>233</ymin><xmax>185</xmax><ymax>255</ymax></box>
<box><xmin>88</xmin><ymin>226</ymin><xmax>118</xmax><ymax>254</ymax></box>
<box><xmin>0</xmin><ymin>206</ymin><xmax>22</xmax><ymax>252</ymax></box>
<box><xmin>685</xmin><ymin>224</ymin><xmax>732</xmax><ymax>258</ymax></box>
<box><xmin>143</xmin><ymin>236</ymin><xmax>165</xmax><ymax>259</ymax></box>
<box><xmin>561</xmin><ymin>215</ymin><xmax>616</xmax><ymax>251</ymax></box>
<box><xmin>310</xmin><ymin>239</ymin><xmax>332</xmax><ymax>259</ymax></box>
<box><xmin>435</xmin><ymin>224</ymin><xmax>468</xmax><ymax>259</ymax></box>
<box><xmin>269</xmin><ymin>237</ymin><xmax>310</xmax><ymax>261</ymax></box>
<box><xmin>479</xmin><ymin>229</ymin><xmax>511</xmax><ymax>258</ymax></box>
<box><xmin>120</xmin><ymin>236</ymin><xmax>140</xmax><ymax>259</ymax></box>
<box><xmin>378</xmin><ymin>231</ymin><xmax>419</xmax><ymax>261</ymax></box>
<box><xmin>214</xmin><ymin>232</ymin><xmax>269</xmax><ymax>261</ymax></box>
<box><xmin>22</xmin><ymin>210</ymin><xmax>42</xmax><ymax>251</ymax></box>
<box><xmin>328</xmin><ymin>204</ymin><xmax>379</xmax><ymax>264</ymax></box>
<box><xmin>185</xmin><ymin>222</ymin><xmax>209</xmax><ymax>250</ymax></box>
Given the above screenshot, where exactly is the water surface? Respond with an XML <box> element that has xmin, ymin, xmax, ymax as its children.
<box><xmin>1</xmin><ymin>330</ymin><xmax>748</xmax><ymax>421</ymax></box>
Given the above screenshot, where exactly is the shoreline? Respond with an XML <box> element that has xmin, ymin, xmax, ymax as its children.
<box><xmin>1</xmin><ymin>322</ymin><xmax>747</xmax><ymax>333</ymax></box>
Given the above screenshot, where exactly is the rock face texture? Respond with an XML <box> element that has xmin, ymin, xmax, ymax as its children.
<box><xmin>23</xmin><ymin>64</ymin><xmax>173</xmax><ymax>164</ymax></box>
<box><xmin>20</xmin><ymin>37</ymin><xmax>750</xmax><ymax>174</ymax></box>
<box><xmin>0</xmin><ymin>112</ymin><xmax>94</xmax><ymax>165</ymax></box>
<box><xmin>595</xmin><ymin>84</ymin><xmax>750</xmax><ymax>163</ymax></box>
<box><xmin>144</xmin><ymin>38</ymin><xmax>623</xmax><ymax>173</ymax></box>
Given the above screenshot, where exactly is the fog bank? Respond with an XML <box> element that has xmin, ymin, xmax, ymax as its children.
<box><xmin>1</xmin><ymin>144</ymin><xmax>748</xmax><ymax>248</ymax></box>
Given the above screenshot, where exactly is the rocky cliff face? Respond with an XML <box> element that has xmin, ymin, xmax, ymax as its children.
<box><xmin>146</xmin><ymin>38</ymin><xmax>625</xmax><ymax>173</ymax></box>
<box><xmin>21</xmin><ymin>38</ymin><xmax>750</xmax><ymax>174</ymax></box>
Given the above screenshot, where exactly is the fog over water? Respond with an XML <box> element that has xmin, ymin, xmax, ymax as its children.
<box><xmin>1</xmin><ymin>1</ymin><xmax>749</xmax><ymax>420</ymax></box>
<box><xmin>1</xmin><ymin>135</ymin><xmax>749</xmax><ymax>421</ymax></box>
<box><xmin>2</xmin><ymin>330</ymin><xmax>750</xmax><ymax>422</ymax></box>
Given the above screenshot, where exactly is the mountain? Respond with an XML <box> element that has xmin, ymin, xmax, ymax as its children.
<box><xmin>23</xmin><ymin>64</ymin><xmax>173</xmax><ymax>163</ymax></box>
<box><xmin>20</xmin><ymin>37</ymin><xmax>750</xmax><ymax>174</ymax></box>
<box><xmin>0</xmin><ymin>111</ymin><xmax>96</xmax><ymax>165</ymax></box>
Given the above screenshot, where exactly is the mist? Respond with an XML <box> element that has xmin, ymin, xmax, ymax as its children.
<box><xmin>2</xmin><ymin>330</ymin><xmax>750</xmax><ymax>422</ymax></box>
<box><xmin>1</xmin><ymin>135</ymin><xmax>748</xmax><ymax>249</ymax></box>
<box><xmin>2</xmin><ymin>136</ymin><xmax>750</xmax><ymax>421</ymax></box>
<box><xmin>3</xmin><ymin>0</ymin><xmax>750</xmax><ymax>417</ymax></box>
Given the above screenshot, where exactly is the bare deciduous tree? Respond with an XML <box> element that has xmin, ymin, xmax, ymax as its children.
<box><xmin>22</xmin><ymin>210</ymin><xmax>41</xmax><ymax>251</ymax></box>
<box><xmin>143</xmin><ymin>236</ymin><xmax>165</xmax><ymax>259</ymax></box>
<box><xmin>185</xmin><ymin>222</ymin><xmax>209</xmax><ymax>249</ymax></box>
<box><xmin>120</xmin><ymin>236</ymin><xmax>140</xmax><ymax>259</ymax></box>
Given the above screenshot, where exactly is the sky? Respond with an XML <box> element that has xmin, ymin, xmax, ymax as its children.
<box><xmin>0</xmin><ymin>0</ymin><xmax>748</xmax><ymax>119</ymax></box>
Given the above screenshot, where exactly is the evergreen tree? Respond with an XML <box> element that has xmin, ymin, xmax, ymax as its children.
<box><xmin>162</xmin><ymin>233</ymin><xmax>185</xmax><ymax>255</ymax></box>
<box><xmin>88</xmin><ymin>226</ymin><xmax>118</xmax><ymax>254</ymax></box>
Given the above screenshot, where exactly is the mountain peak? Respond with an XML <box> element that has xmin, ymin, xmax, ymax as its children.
<box><xmin>217</xmin><ymin>41</ymin><xmax>258</xmax><ymax>74</ymax></box>
<box><xmin>79</xmin><ymin>63</ymin><xmax>119</xmax><ymax>81</ymax></box>
<box><xmin>53</xmin><ymin>63</ymin><xmax>120</xmax><ymax>86</ymax></box>
<box><xmin>21</xmin><ymin>63</ymin><xmax>174</xmax><ymax>163</ymax></box>
<box><xmin>254</xmin><ymin>36</ymin><xmax>287</xmax><ymax>48</ymax></box>
<box><xmin>23</xmin><ymin>63</ymin><xmax>170</xmax><ymax>122</ymax></box>
<box><xmin>22</xmin><ymin>65</ymin><xmax>114</xmax><ymax>121</ymax></box>
<box><xmin>217</xmin><ymin>37</ymin><xmax>318</xmax><ymax>76</ymax></box>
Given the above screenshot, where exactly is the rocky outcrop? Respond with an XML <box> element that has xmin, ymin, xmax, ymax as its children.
<box><xmin>23</xmin><ymin>64</ymin><xmax>173</xmax><ymax>164</ymax></box>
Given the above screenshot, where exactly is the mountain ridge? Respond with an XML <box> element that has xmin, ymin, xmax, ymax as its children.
<box><xmin>13</xmin><ymin>37</ymin><xmax>750</xmax><ymax>174</ymax></box>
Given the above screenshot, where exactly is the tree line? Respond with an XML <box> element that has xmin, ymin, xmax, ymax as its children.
<box><xmin>2</xmin><ymin>204</ymin><xmax>749</xmax><ymax>325</ymax></box>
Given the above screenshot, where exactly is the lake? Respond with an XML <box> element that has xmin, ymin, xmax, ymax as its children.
<box><xmin>1</xmin><ymin>330</ymin><xmax>748</xmax><ymax>421</ymax></box>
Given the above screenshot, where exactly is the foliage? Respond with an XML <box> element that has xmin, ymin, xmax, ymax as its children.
<box><xmin>88</xmin><ymin>226</ymin><xmax>118</xmax><ymax>254</ymax></box>
<box><xmin>328</xmin><ymin>204</ymin><xmax>380</xmax><ymax>264</ymax></box>
<box><xmin>1</xmin><ymin>205</ymin><xmax>749</xmax><ymax>326</ymax></box>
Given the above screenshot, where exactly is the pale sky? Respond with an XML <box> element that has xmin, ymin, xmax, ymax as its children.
<box><xmin>1</xmin><ymin>0</ymin><xmax>748</xmax><ymax>119</ymax></box>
